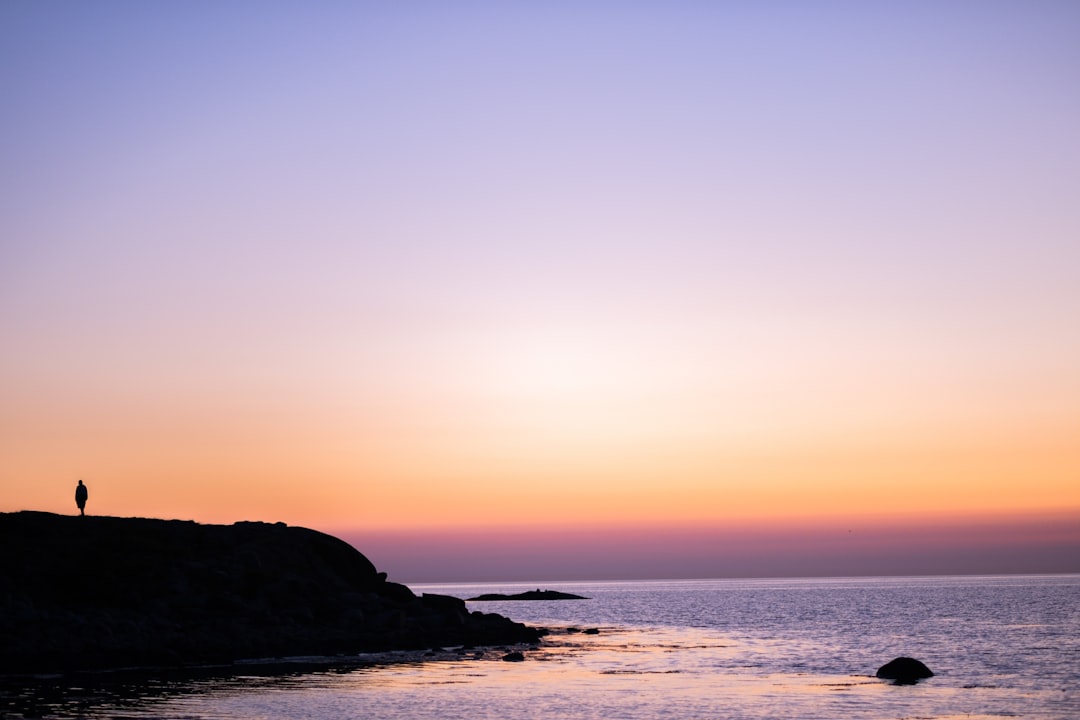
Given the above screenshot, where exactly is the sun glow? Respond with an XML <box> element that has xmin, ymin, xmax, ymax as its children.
<box><xmin>474</xmin><ymin>325</ymin><xmax>668</xmax><ymax>399</ymax></box>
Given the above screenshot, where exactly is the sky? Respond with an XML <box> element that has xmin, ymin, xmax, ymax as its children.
<box><xmin>2</xmin><ymin>2</ymin><xmax>1079</xmax><ymax>581</ymax></box>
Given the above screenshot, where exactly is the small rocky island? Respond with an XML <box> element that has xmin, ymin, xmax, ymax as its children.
<box><xmin>468</xmin><ymin>589</ymin><xmax>589</xmax><ymax>601</ymax></box>
<box><xmin>0</xmin><ymin>512</ymin><xmax>541</xmax><ymax>674</ymax></box>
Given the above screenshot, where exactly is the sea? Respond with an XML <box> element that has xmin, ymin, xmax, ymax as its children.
<box><xmin>4</xmin><ymin>575</ymin><xmax>1078</xmax><ymax>720</ymax></box>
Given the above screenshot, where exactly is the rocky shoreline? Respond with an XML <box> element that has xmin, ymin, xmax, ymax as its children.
<box><xmin>0</xmin><ymin>512</ymin><xmax>541</xmax><ymax>674</ymax></box>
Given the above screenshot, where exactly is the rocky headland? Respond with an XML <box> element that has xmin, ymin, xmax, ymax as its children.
<box><xmin>0</xmin><ymin>512</ymin><xmax>540</xmax><ymax>674</ymax></box>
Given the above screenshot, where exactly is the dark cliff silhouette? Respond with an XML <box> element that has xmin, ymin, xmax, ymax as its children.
<box><xmin>0</xmin><ymin>512</ymin><xmax>540</xmax><ymax>673</ymax></box>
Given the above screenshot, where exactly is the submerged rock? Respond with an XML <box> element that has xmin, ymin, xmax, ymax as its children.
<box><xmin>0</xmin><ymin>511</ymin><xmax>540</xmax><ymax>673</ymax></box>
<box><xmin>876</xmin><ymin>657</ymin><xmax>934</xmax><ymax>684</ymax></box>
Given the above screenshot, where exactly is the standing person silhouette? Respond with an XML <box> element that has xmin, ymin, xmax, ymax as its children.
<box><xmin>75</xmin><ymin>479</ymin><xmax>88</xmax><ymax>516</ymax></box>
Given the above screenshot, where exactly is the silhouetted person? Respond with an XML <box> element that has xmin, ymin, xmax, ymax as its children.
<box><xmin>75</xmin><ymin>480</ymin><xmax>88</xmax><ymax>516</ymax></box>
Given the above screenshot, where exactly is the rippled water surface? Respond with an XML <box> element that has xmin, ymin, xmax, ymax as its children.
<box><xmin>4</xmin><ymin>575</ymin><xmax>1078</xmax><ymax>719</ymax></box>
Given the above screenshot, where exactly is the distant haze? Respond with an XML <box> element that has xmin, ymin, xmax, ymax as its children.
<box><xmin>341</xmin><ymin>512</ymin><xmax>1080</xmax><ymax>583</ymax></box>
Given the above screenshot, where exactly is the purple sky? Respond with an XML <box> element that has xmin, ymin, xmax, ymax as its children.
<box><xmin>3</xmin><ymin>2</ymin><xmax>1079</xmax><ymax>581</ymax></box>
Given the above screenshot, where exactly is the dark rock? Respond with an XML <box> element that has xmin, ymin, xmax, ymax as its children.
<box><xmin>0</xmin><ymin>511</ymin><xmax>541</xmax><ymax>673</ymax></box>
<box><xmin>501</xmin><ymin>651</ymin><xmax>525</xmax><ymax>662</ymax></box>
<box><xmin>583</xmin><ymin>628</ymin><xmax>600</xmax><ymax>635</ymax></box>
<box><xmin>876</xmin><ymin>657</ymin><xmax>934</xmax><ymax>684</ymax></box>
<box><xmin>421</xmin><ymin>593</ymin><xmax>469</xmax><ymax>614</ymax></box>
<box><xmin>468</xmin><ymin>589</ymin><xmax>588</xmax><ymax>601</ymax></box>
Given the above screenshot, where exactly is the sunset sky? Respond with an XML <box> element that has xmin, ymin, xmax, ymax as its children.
<box><xmin>3</xmin><ymin>2</ymin><xmax>1078</xmax><ymax>581</ymax></box>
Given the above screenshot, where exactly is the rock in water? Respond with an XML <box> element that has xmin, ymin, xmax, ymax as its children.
<box><xmin>876</xmin><ymin>657</ymin><xmax>934</xmax><ymax>684</ymax></box>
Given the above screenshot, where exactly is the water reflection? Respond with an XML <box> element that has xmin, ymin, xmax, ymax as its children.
<box><xmin>0</xmin><ymin>630</ymin><xmax>893</xmax><ymax>719</ymax></box>
<box><xmin>1</xmin><ymin>654</ymin><xmax>423</xmax><ymax>719</ymax></box>
<box><xmin>4</xmin><ymin>574</ymin><xmax>1077</xmax><ymax>720</ymax></box>
<box><xmin>2</xmin><ymin>629</ymin><xmax>818</xmax><ymax>719</ymax></box>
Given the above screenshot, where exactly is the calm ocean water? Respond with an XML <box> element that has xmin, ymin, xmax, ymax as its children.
<box><xmin>5</xmin><ymin>575</ymin><xmax>1078</xmax><ymax>719</ymax></box>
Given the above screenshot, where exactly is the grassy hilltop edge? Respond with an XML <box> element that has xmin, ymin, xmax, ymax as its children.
<box><xmin>0</xmin><ymin>511</ymin><xmax>540</xmax><ymax>673</ymax></box>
